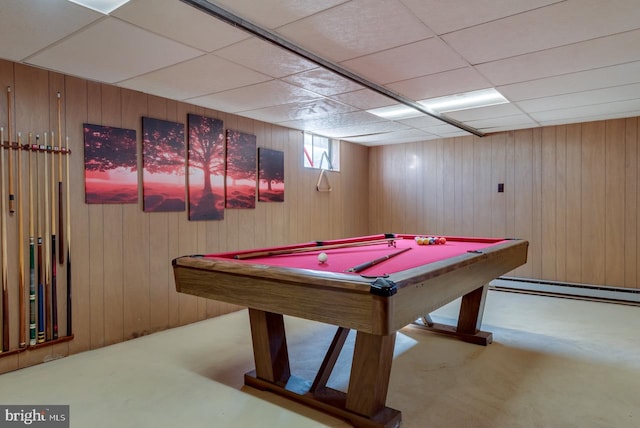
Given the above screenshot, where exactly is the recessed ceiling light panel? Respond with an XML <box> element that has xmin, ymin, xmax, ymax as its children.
<box><xmin>419</xmin><ymin>88</ymin><xmax>508</xmax><ymax>113</ymax></box>
<box><xmin>366</xmin><ymin>104</ymin><xmax>424</xmax><ymax>120</ymax></box>
<box><xmin>68</xmin><ymin>0</ymin><xmax>131</xmax><ymax>14</ymax></box>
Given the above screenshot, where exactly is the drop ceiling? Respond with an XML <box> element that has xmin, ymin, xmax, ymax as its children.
<box><xmin>2</xmin><ymin>0</ymin><xmax>640</xmax><ymax>146</ymax></box>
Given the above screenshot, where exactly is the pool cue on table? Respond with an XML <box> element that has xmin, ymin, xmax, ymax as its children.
<box><xmin>57</xmin><ymin>93</ymin><xmax>64</xmax><ymax>265</ymax></box>
<box><xmin>17</xmin><ymin>133</ymin><xmax>26</xmax><ymax>348</ymax></box>
<box><xmin>28</xmin><ymin>134</ymin><xmax>36</xmax><ymax>346</ymax></box>
<box><xmin>346</xmin><ymin>247</ymin><xmax>412</xmax><ymax>273</ymax></box>
<box><xmin>7</xmin><ymin>88</ymin><xmax>15</xmax><ymax>214</ymax></box>
<box><xmin>50</xmin><ymin>131</ymin><xmax>58</xmax><ymax>340</ymax></box>
<box><xmin>234</xmin><ymin>237</ymin><xmax>401</xmax><ymax>260</ymax></box>
<box><xmin>1</xmin><ymin>128</ymin><xmax>9</xmax><ymax>352</ymax></box>
<box><xmin>65</xmin><ymin>137</ymin><xmax>71</xmax><ymax>336</ymax></box>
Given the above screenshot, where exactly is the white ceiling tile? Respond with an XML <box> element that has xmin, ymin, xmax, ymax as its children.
<box><xmin>467</xmin><ymin>114</ymin><xmax>538</xmax><ymax>129</ymax></box>
<box><xmin>401</xmin><ymin>0</ymin><xmax>561</xmax><ymax>34</ymax></box>
<box><xmin>345</xmin><ymin>128</ymin><xmax>438</xmax><ymax>145</ymax></box>
<box><xmin>529</xmin><ymin>99</ymin><xmax>640</xmax><ymax>122</ymax></box>
<box><xmin>26</xmin><ymin>18</ymin><xmax>203</xmax><ymax>83</ymax></box>
<box><xmin>206</xmin><ymin>0</ymin><xmax>348</xmax><ymax>29</ymax></box>
<box><xmin>480</xmin><ymin>122</ymin><xmax>542</xmax><ymax>133</ymax></box>
<box><xmin>279</xmin><ymin>111</ymin><xmax>386</xmax><ymax>132</ymax></box>
<box><xmin>443</xmin><ymin>0</ymin><xmax>640</xmax><ymax>64</ymax></box>
<box><xmin>516</xmin><ymin>83</ymin><xmax>640</xmax><ymax>113</ymax></box>
<box><xmin>499</xmin><ymin>61</ymin><xmax>640</xmax><ymax>101</ymax></box>
<box><xmin>113</xmin><ymin>0</ymin><xmax>250</xmax><ymax>52</ymax></box>
<box><xmin>282</xmin><ymin>68</ymin><xmax>363</xmax><ymax>96</ymax></box>
<box><xmin>118</xmin><ymin>54</ymin><xmax>271</xmax><ymax>99</ymax></box>
<box><xmin>387</xmin><ymin>67</ymin><xmax>492</xmax><ymax>100</ymax></box>
<box><xmin>341</xmin><ymin>38</ymin><xmax>467</xmax><ymax>84</ymax></box>
<box><xmin>444</xmin><ymin>103</ymin><xmax>523</xmax><ymax>122</ymax></box>
<box><xmin>476</xmin><ymin>29</ymin><xmax>640</xmax><ymax>86</ymax></box>
<box><xmin>399</xmin><ymin>115</ymin><xmax>447</xmax><ymax>129</ymax></box>
<box><xmin>186</xmin><ymin>80</ymin><xmax>321</xmax><ymax>112</ymax></box>
<box><xmin>421</xmin><ymin>123</ymin><xmax>472</xmax><ymax>136</ymax></box>
<box><xmin>241</xmin><ymin>98</ymin><xmax>357</xmax><ymax>123</ymax></box>
<box><xmin>214</xmin><ymin>38</ymin><xmax>317</xmax><ymax>78</ymax></box>
<box><xmin>276</xmin><ymin>0</ymin><xmax>433</xmax><ymax>62</ymax></box>
<box><xmin>332</xmin><ymin>89</ymin><xmax>396</xmax><ymax>110</ymax></box>
<box><xmin>538</xmin><ymin>110</ymin><xmax>640</xmax><ymax>127</ymax></box>
<box><xmin>0</xmin><ymin>0</ymin><xmax>102</xmax><ymax>61</ymax></box>
<box><xmin>315</xmin><ymin>121</ymin><xmax>411</xmax><ymax>139</ymax></box>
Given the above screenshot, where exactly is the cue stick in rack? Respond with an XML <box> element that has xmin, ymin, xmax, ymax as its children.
<box><xmin>233</xmin><ymin>237</ymin><xmax>401</xmax><ymax>260</ymax></box>
<box><xmin>1</xmin><ymin>128</ymin><xmax>9</xmax><ymax>352</ymax></box>
<box><xmin>65</xmin><ymin>137</ymin><xmax>71</xmax><ymax>336</ymax></box>
<box><xmin>7</xmin><ymin>88</ymin><xmax>15</xmax><ymax>214</ymax></box>
<box><xmin>346</xmin><ymin>247</ymin><xmax>412</xmax><ymax>273</ymax></box>
<box><xmin>50</xmin><ymin>132</ymin><xmax>58</xmax><ymax>339</ymax></box>
<box><xmin>17</xmin><ymin>133</ymin><xmax>26</xmax><ymax>348</ymax></box>
<box><xmin>28</xmin><ymin>134</ymin><xmax>36</xmax><ymax>346</ymax></box>
<box><xmin>36</xmin><ymin>135</ymin><xmax>45</xmax><ymax>343</ymax></box>
<box><xmin>43</xmin><ymin>133</ymin><xmax>51</xmax><ymax>341</ymax></box>
<box><xmin>57</xmin><ymin>93</ymin><xmax>64</xmax><ymax>265</ymax></box>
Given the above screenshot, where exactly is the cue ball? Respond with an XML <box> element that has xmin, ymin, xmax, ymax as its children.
<box><xmin>318</xmin><ymin>252</ymin><xmax>328</xmax><ymax>263</ymax></box>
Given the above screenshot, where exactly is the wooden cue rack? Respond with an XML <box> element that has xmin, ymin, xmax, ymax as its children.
<box><xmin>1</xmin><ymin>89</ymin><xmax>75</xmax><ymax>357</ymax></box>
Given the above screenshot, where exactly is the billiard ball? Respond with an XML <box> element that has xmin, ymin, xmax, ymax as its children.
<box><xmin>318</xmin><ymin>252</ymin><xmax>328</xmax><ymax>263</ymax></box>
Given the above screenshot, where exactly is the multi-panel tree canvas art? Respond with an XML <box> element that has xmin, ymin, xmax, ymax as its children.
<box><xmin>142</xmin><ymin>117</ymin><xmax>186</xmax><ymax>212</ymax></box>
<box><xmin>225</xmin><ymin>130</ymin><xmax>256</xmax><ymax>209</ymax></box>
<box><xmin>83</xmin><ymin>123</ymin><xmax>138</xmax><ymax>204</ymax></box>
<box><xmin>258</xmin><ymin>148</ymin><xmax>284</xmax><ymax>202</ymax></box>
<box><xmin>187</xmin><ymin>114</ymin><xmax>225</xmax><ymax>221</ymax></box>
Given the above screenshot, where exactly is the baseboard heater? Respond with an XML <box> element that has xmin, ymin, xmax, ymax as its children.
<box><xmin>490</xmin><ymin>277</ymin><xmax>640</xmax><ymax>305</ymax></box>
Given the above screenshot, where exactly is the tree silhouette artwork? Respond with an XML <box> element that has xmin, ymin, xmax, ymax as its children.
<box><xmin>187</xmin><ymin>114</ymin><xmax>225</xmax><ymax>220</ymax></box>
<box><xmin>225</xmin><ymin>130</ymin><xmax>256</xmax><ymax>209</ymax></box>
<box><xmin>142</xmin><ymin>117</ymin><xmax>186</xmax><ymax>212</ymax></box>
<box><xmin>83</xmin><ymin>123</ymin><xmax>137</xmax><ymax>204</ymax></box>
<box><xmin>258</xmin><ymin>148</ymin><xmax>284</xmax><ymax>202</ymax></box>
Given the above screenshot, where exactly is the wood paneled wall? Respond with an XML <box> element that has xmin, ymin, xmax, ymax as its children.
<box><xmin>0</xmin><ymin>60</ymin><xmax>369</xmax><ymax>373</ymax></box>
<box><xmin>369</xmin><ymin>119</ymin><xmax>639</xmax><ymax>289</ymax></box>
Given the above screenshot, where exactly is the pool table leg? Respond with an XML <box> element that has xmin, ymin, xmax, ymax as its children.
<box><xmin>247</xmin><ymin>308</ymin><xmax>291</xmax><ymax>385</ymax></box>
<box><xmin>244</xmin><ymin>313</ymin><xmax>402</xmax><ymax>427</ymax></box>
<box><xmin>346</xmin><ymin>331</ymin><xmax>398</xmax><ymax>418</ymax></box>
<box><xmin>415</xmin><ymin>283</ymin><xmax>493</xmax><ymax>346</ymax></box>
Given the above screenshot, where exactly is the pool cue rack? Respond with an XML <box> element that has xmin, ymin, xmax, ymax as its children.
<box><xmin>1</xmin><ymin>128</ymin><xmax>75</xmax><ymax>357</ymax></box>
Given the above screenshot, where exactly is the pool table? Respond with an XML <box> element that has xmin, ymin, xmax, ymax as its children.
<box><xmin>172</xmin><ymin>233</ymin><xmax>528</xmax><ymax>427</ymax></box>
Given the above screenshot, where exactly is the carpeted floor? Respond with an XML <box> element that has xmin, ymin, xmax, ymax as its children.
<box><xmin>0</xmin><ymin>289</ymin><xmax>638</xmax><ymax>427</ymax></box>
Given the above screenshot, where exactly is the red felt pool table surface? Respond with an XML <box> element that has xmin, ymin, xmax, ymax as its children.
<box><xmin>205</xmin><ymin>234</ymin><xmax>506</xmax><ymax>278</ymax></box>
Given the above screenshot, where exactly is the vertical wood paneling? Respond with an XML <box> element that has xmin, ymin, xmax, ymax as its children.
<box><xmin>461</xmin><ymin>138</ymin><xmax>474</xmax><ymax>236</ymax></box>
<box><xmin>442</xmin><ymin>139</ymin><xmax>455</xmax><ymax>234</ymax></box>
<box><xmin>473</xmin><ymin>136</ymin><xmax>492</xmax><ymax>237</ymax></box>
<box><xmin>491</xmin><ymin>133</ymin><xmax>506</xmax><ymax>237</ymax></box>
<box><xmin>626</xmin><ymin>118</ymin><xmax>637</xmax><ymax>288</ymax></box>
<box><xmin>605</xmin><ymin>119</ymin><xmax>625</xmax><ymax>287</ymax></box>
<box><xmin>555</xmin><ymin>125</ymin><xmax>567</xmax><ymax>282</ymax></box>
<box><xmin>581</xmin><ymin>121</ymin><xmax>606</xmax><ymax>285</ymax></box>
<box><xmin>531</xmin><ymin>128</ymin><xmax>543</xmax><ymax>279</ymax></box>
<box><xmin>541</xmin><ymin>126</ymin><xmax>556</xmax><ymax>280</ymax></box>
<box><xmin>513</xmin><ymin>130</ymin><xmax>533</xmax><ymax>278</ymax></box>
<box><xmin>565</xmin><ymin>124</ymin><xmax>582</xmax><ymax>282</ymax></box>
<box><xmin>66</xmin><ymin>76</ymin><xmax>91</xmax><ymax>354</ymax></box>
